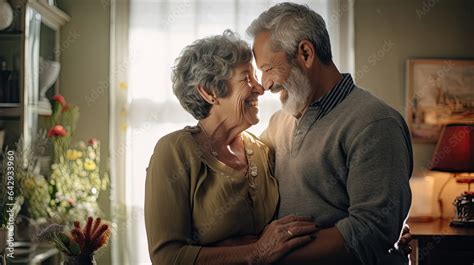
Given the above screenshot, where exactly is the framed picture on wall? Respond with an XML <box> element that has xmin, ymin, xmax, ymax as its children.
<box><xmin>406</xmin><ymin>58</ymin><xmax>474</xmax><ymax>143</ymax></box>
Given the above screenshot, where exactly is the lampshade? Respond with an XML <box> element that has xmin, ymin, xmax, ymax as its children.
<box><xmin>430</xmin><ymin>124</ymin><xmax>474</xmax><ymax>173</ymax></box>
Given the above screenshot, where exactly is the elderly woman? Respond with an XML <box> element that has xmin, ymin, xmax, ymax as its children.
<box><xmin>144</xmin><ymin>30</ymin><xmax>317</xmax><ymax>265</ymax></box>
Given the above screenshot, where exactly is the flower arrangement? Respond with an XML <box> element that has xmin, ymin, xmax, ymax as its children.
<box><xmin>39</xmin><ymin>216</ymin><xmax>111</xmax><ymax>264</ymax></box>
<box><xmin>4</xmin><ymin>95</ymin><xmax>109</xmax><ymax>224</ymax></box>
<box><xmin>47</xmin><ymin>138</ymin><xmax>108</xmax><ymax>223</ymax></box>
<box><xmin>46</xmin><ymin>95</ymin><xmax>109</xmax><ymax>224</ymax></box>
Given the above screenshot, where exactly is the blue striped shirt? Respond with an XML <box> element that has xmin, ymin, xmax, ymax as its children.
<box><xmin>308</xmin><ymin>73</ymin><xmax>355</xmax><ymax>122</ymax></box>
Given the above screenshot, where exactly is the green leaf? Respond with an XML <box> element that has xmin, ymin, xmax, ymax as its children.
<box><xmin>69</xmin><ymin>241</ymin><xmax>81</xmax><ymax>255</ymax></box>
<box><xmin>52</xmin><ymin>233</ymin><xmax>72</xmax><ymax>255</ymax></box>
<box><xmin>58</xmin><ymin>232</ymin><xmax>71</xmax><ymax>245</ymax></box>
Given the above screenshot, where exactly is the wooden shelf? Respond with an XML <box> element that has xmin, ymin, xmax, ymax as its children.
<box><xmin>0</xmin><ymin>106</ymin><xmax>22</xmax><ymax>118</ymax></box>
<box><xmin>28</xmin><ymin>0</ymin><xmax>70</xmax><ymax>30</ymax></box>
<box><xmin>0</xmin><ymin>31</ymin><xmax>23</xmax><ymax>39</ymax></box>
<box><xmin>0</xmin><ymin>103</ymin><xmax>21</xmax><ymax>107</ymax></box>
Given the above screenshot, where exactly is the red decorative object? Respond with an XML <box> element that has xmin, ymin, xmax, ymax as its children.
<box><xmin>430</xmin><ymin>124</ymin><xmax>474</xmax><ymax>173</ymax></box>
<box><xmin>71</xmin><ymin>217</ymin><xmax>111</xmax><ymax>254</ymax></box>
<box><xmin>53</xmin><ymin>94</ymin><xmax>67</xmax><ymax>107</ymax></box>
<box><xmin>430</xmin><ymin>123</ymin><xmax>474</xmax><ymax>227</ymax></box>
<box><xmin>53</xmin><ymin>94</ymin><xmax>66</xmax><ymax>108</ymax></box>
<box><xmin>456</xmin><ymin>178</ymin><xmax>474</xmax><ymax>194</ymax></box>
<box><xmin>48</xmin><ymin>125</ymin><xmax>68</xmax><ymax>137</ymax></box>
<box><xmin>39</xmin><ymin>217</ymin><xmax>110</xmax><ymax>265</ymax></box>
<box><xmin>88</xmin><ymin>138</ymin><xmax>98</xmax><ymax>147</ymax></box>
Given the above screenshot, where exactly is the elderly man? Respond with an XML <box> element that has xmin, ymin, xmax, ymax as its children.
<box><xmin>248</xmin><ymin>3</ymin><xmax>412</xmax><ymax>265</ymax></box>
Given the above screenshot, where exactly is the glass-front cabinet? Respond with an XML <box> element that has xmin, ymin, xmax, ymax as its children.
<box><xmin>0</xmin><ymin>0</ymin><xmax>69</xmax><ymax>152</ymax></box>
<box><xmin>1</xmin><ymin>2</ymin><xmax>70</xmax><ymax>262</ymax></box>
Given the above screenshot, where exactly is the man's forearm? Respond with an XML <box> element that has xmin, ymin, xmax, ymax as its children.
<box><xmin>277</xmin><ymin>227</ymin><xmax>359</xmax><ymax>265</ymax></box>
<box><xmin>196</xmin><ymin>244</ymin><xmax>257</xmax><ymax>265</ymax></box>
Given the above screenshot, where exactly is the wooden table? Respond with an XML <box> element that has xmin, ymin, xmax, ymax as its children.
<box><xmin>408</xmin><ymin>219</ymin><xmax>474</xmax><ymax>265</ymax></box>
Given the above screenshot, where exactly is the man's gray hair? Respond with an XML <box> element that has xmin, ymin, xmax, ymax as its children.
<box><xmin>172</xmin><ymin>30</ymin><xmax>252</xmax><ymax>120</ymax></box>
<box><xmin>247</xmin><ymin>2</ymin><xmax>332</xmax><ymax>64</ymax></box>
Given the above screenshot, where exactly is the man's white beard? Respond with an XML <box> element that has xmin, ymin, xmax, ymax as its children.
<box><xmin>281</xmin><ymin>67</ymin><xmax>312</xmax><ymax>116</ymax></box>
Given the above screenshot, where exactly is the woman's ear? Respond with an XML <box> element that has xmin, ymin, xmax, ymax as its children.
<box><xmin>197</xmin><ymin>85</ymin><xmax>218</xmax><ymax>105</ymax></box>
<box><xmin>296</xmin><ymin>40</ymin><xmax>315</xmax><ymax>69</ymax></box>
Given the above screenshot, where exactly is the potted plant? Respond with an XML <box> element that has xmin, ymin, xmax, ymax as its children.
<box><xmin>39</xmin><ymin>216</ymin><xmax>111</xmax><ymax>265</ymax></box>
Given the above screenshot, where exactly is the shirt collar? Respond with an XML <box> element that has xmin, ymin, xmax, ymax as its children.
<box><xmin>308</xmin><ymin>73</ymin><xmax>355</xmax><ymax>118</ymax></box>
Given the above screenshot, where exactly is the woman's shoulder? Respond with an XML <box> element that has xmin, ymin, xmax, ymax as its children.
<box><xmin>153</xmin><ymin>126</ymin><xmax>199</xmax><ymax>154</ymax></box>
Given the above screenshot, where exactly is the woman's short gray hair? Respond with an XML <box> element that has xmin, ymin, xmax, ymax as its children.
<box><xmin>246</xmin><ymin>2</ymin><xmax>332</xmax><ymax>65</ymax></box>
<box><xmin>172</xmin><ymin>30</ymin><xmax>252</xmax><ymax>120</ymax></box>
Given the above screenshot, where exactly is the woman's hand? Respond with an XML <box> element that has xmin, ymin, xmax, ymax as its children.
<box><xmin>249</xmin><ymin>215</ymin><xmax>318</xmax><ymax>265</ymax></box>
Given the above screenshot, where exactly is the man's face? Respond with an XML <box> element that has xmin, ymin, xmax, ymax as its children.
<box><xmin>253</xmin><ymin>31</ymin><xmax>312</xmax><ymax>116</ymax></box>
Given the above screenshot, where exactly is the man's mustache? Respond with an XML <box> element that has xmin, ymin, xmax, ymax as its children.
<box><xmin>270</xmin><ymin>83</ymin><xmax>284</xmax><ymax>93</ymax></box>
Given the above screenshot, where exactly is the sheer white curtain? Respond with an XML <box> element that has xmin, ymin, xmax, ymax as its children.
<box><xmin>110</xmin><ymin>0</ymin><xmax>353</xmax><ymax>264</ymax></box>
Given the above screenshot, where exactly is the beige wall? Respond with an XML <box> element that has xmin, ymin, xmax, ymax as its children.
<box><xmin>56</xmin><ymin>1</ymin><xmax>111</xmax><ymax>263</ymax></box>
<box><xmin>354</xmin><ymin>0</ymin><xmax>474</xmax><ymax>218</ymax></box>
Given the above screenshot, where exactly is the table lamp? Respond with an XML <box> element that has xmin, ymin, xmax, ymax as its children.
<box><xmin>430</xmin><ymin>123</ymin><xmax>474</xmax><ymax>227</ymax></box>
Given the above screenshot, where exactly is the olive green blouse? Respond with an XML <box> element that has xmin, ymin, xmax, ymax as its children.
<box><xmin>144</xmin><ymin>126</ymin><xmax>279</xmax><ymax>265</ymax></box>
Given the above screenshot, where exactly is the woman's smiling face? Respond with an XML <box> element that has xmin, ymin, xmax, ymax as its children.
<box><xmin>218</xmin><ymin>62</ymin><xmax>264</xmax><ymax>128</ymax></box>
